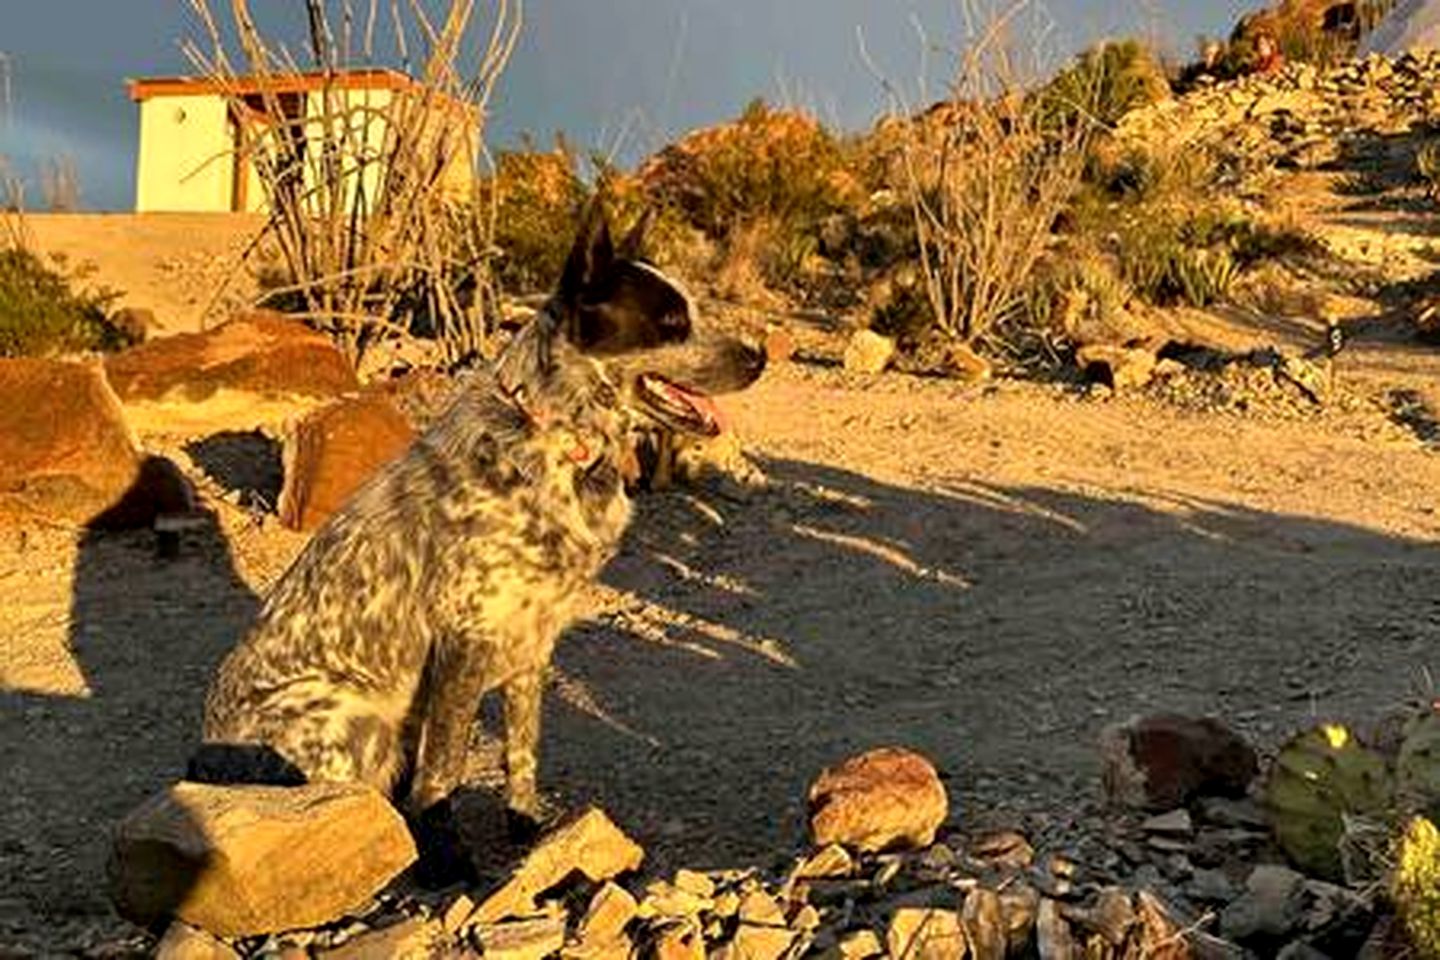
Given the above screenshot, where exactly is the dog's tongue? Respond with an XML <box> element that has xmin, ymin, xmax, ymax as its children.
<box><xmin>666</xmin><ymin>382</ymin><xmax>727</xmax><ymax>433</ymax></box>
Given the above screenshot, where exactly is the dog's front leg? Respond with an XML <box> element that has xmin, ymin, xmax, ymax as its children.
<box><xmin>502</xmin><ymin>666</ymin><xmax>546</xmax><ymax>835</ymax></box>
<box><xmin>408</xmin><ymin>637</ymin><xmax>487</xmax><ymax>815</ymax></box>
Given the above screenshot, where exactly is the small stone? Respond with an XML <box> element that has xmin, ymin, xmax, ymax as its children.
<box><xmin>317</xmin><ymin>918</ymin><xmax>443</xmax><ymax>960</ymax></box>
<box><xmin>651</xmin><ymin>921</ymin><xmax>705</xmax><ymax>960</ymax></box>
<box><xmin>1187</xmin><ymin>869</ymin><xmax>1238</xmax><ymax>904</ymax></box>
<box><xmin>711</xmin><ymin>890</ymin><xmax>742</xmax><ymax>918</ymax></box>
<box><xmin>474</xmin><ymin>807</ymin><xmax>643</xmax><ymax>923</ymax></box>
<box><xmin>1071</xmin><ymin>887</ymin><xmax>1134</xmax><ymax>948</ymax></box>
<box><xmin>1133</xmin><ymin>892</ymin><xmax>1201</xmax><ymax>960</ymax></box>
<box><xmin>999</xmin><ymin>883</ymin><xmax>1040</xmax><ymax>956</ymax></box>
<box><xmin>808</xmin><ymin>747</ymin><xmax>948</xmax><ymax>852</ymax></box>
<box><xmin>1275</xmin><ymin>942</ymin><xmax>1330</xmax><ymax>960</ymax></box>
<box><xmin>441</xmin><ymin>893</ymin><xmax>476</xmax><ymax>935</ymax></box>
<box><xmin>961</xmin><ymin>888</ymin><xmax>1006</xmax><ymax>960</ymax></box>
<box><xmin>1219</xmin><ymin>865</ymin><xmax>1306</xmax><ymax>944</ymax></box>
<box><xmin>843</xmin><ymin>329</ymin><xmax>897</xmax><ymax>375</ymax></box>
<box><xmin>573</xmin><ymin>882</ymin><xmax>638</xmax><ymax>946</ymax></box>
<box><xmin>638</xmin><ymin>880</ymin><xmax>712</xmax><ymax>919</ymax></box>
<box><xmin>1035</xmin><ymin>898</ymin><xmax>1075</xmax><ymax>959</ymax></box>
<box><xmin>764</xmin><ymin>328</ymin><xmax>797</xmax><ymax>364</ymax></box>
<box><xmin>968</xmin><ymin>831</ymin><xmax>1034</xmax><ymax>872</ymax></box>
<box><xmin>791</xmin><ymin>904</ymin><xmax>822</xmax><ymax>931</ymax></box>
<box><xmin>154</xmin><ymin>922</ymin><xmax>240</xmax><ymax>960</ymax></box>
<box><xmin>1142</xmin><ymin>810</ymin><xmax>1194</xmax><ymax>837</ymax></box>
<box><xmin>1195</xmin><ymin>797</ymin><xmax>1268</xmax><ymax>830</ymax></box>
<box><xmin>793</xmin><ymin>844</ymin><xmax>855</xmax><ymax>880</ymax></box>
<box><xmin>713</xmin><ymin>923</ymin><xmax>796</xmax><ymax>960</ymax></box>
<box><xmin>1076</xmin><ymin>342</ymin><xmax>1158</xmax><ymax>391</ymax></box>
<box><xmin>737</xmin><ymin>889</ymin><xmax>786</xmax><ymax>927</ymax></box>
<box><xmin>947</xmin><ymin>342</ymin><xmax>993</xmax><ymax>382</ymax></box>
<box><xmin>473</xmin><ymin>915</ymin><xmax>568</xmax><ymax>960</ymax></box>
<box><xmin>886</xmin><ymin>907</ymin><xmax>965</xmax><ymax>960</ymax></box>
<box><xmin>829</xmin><ymin>928</ymin><xmax>883</xmax><ymax>960</ymax></box>
<box><xmin>673</xmin><ymin>869</ymin><xmax>714</xmax><ymax>899</ymax></box>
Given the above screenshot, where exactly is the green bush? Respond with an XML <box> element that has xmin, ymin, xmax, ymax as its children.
<box><xmin>482</xmin><ymin>145</ymin><xmax>591</xmax><ymax>295</ymax></box>
<box><xmin>0</xmin><ymin>246</ymin><xmax>124</xmax><ymax>357</ymax></box>
<box><xmin>1034</xmin><ymin>39</ymin><xmax>1171</xmax><ymax>130</ymax></box>
<box><xmin>644</xmin><ymin>99</ymin><xmax>857</xmax><ymax>241</ymax></box>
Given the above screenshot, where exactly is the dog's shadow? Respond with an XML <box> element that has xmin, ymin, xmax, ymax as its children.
<box><xmin>0</xmin><ymin>519</ymin><xmax>258</xmax><ymax>942</ymax></box>
<box><xmin>543</xmin><ymin>454</ymin><xmax>1440</xmax><ymax>872</ymax></box>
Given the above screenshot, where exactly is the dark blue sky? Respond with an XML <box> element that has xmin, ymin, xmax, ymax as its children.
<box><xmin>0</xmin><ymin>1</ymin><xmax>1252</xmax><ymax>211</ymax></box>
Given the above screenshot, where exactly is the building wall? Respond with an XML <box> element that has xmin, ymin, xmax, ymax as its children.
<box><xmin>134</xmin><ymin>95</ymin><xmax>233</xmax><ymax>213</ymax></box>
<box><xmin>135</xmin><ymin>85</ymin><xmax>478</xmax><ymax>214</ymax></box>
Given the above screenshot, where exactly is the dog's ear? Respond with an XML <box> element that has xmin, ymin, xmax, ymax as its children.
<box><xmin>558</xmin><ymin>198</ymin><xmax>614</xmax><ymax>303</ymax></box>
<box><xmin>617</xmin><ymin>207</ymin><xmax>654</xmax><ymax>261</ymax></box>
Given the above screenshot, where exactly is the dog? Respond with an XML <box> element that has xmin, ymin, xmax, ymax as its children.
<box><xmin>189</xmin><ymin>201</ymin><xmax>766</xmax><ymax>858</ymax></box>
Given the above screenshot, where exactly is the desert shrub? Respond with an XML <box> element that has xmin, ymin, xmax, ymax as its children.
<box><xmin>875</xmin><ymin>43</ymin><xmax>1093</xmax><ymax>345</ymax></box>
<box><xmin>641</xmin><ymin>99</ymin><xmax>862</xmax><ymax>295</ymax></box>
<box><xmin>480</xmin><ymin>145</ymin><xmax>589</xmax><ymax>295</ymax></box>
<box><xmin>1034</xmin><ymin>39</ymin><xmax>1171</xmax><ymax>130</ymax></box>
<box><xmin>644</xmin><ymin>99</ymin><xmax>856</xmax><ymax>239</ymax></box>
<box><xmin>1215</xmin><ymin>0</ymin><xmax>1397</xmax><ymax>76</ymax></box>
<box><xmin>184</xmin><ymin>0</ymin><xmax>519</xmax><ymax>369</ymax></box>
<box><xmin>0</xmin><ymin>246</ymin><xmax>124</xmax><ymax>357</ymax></box>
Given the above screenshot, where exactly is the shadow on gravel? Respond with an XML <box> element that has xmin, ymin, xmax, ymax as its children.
<box><xmin>0</xmin><ymin>522</ymin><xmax>257</xmax><ymax>946</ymax></box>
<box><xmin>546</xmin><ymin>456</ymin><xmax>1440</xmax><ymax>872</ymax></box>
<box><xmin>4</xmin><ymin>452</ymin><xmax>1440</xmax><ymax>943</ymax></box>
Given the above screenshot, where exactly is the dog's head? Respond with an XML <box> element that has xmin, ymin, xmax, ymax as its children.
<box><xmin>544</xmin><ymin>201</ymin><xmax>767</xmax><ymax>438</ymax></box>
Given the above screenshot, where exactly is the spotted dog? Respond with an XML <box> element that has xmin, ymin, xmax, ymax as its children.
<box><xmin>190</xmin><ymin>202</ymin><xmax>766</xmax><ymax>861</ymax></box>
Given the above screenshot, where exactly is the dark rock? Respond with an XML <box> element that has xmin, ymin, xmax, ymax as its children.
<box><xmin>1100</xmin><ymin>714</ymin><xmax>1259</xmax><ymax>810</ymax></box>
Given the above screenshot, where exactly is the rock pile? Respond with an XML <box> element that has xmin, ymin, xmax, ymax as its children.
<box><xmin>1117</xmin><ymin>52</ymin><xmax>1440</xmax><ymax>173</ymax></box>
<box><xmin>112</xmin><ymin>727</ymin><xmax>1422</xmax><ymax>959</ymax></box>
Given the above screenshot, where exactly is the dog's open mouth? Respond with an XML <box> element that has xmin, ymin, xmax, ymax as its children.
<box><xmin>637</xmin><ymin>374</ymin><xmax>725</xmax><ymax>436</ymax></box>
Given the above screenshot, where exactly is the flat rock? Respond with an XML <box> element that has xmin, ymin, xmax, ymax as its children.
<box><xmin>278</xmin><ymin>392</ymin><xmax>415</xmax><ymax>531</ymax></box>
<box><xmin>108</xmin><ymin>781</ymin><xmax>416</xmax><ymax>937</ymax></box>
<box><xmin>1100</xmin><ymin>713</ymin><xmax>1258</xmax><ymax>810</ymax></box>
<box><xmin>105</xmin><ymin>311</ymin><xmax>359</xmax><ymax>433</ymax></box>
<box><xmin>0</xmin><ymin>358</ymin><xmax>190</xmax><ymax>528</ymax></box>
<box><xmin>1219</xmin><ymin>865</ymin><xmax>1307</xmax><ymax>945</ymax></box>
<box><xmin>713</xmin><ymin>923</ymin><xmax>796</xmax><ymax>960</ymax></box>
<box><xmin>808</xmin><ymin>747</ymin><xmax>949</xmax><ymax>852</ymax></box>
<box><xmin>473</xmin><ymin>807</ymin><xmax>643</xmax><ymax>924</ymax></box>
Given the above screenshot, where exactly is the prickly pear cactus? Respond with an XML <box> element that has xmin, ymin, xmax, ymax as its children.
<box><xmin>1397</xmin><ymin>712</ymin><xmax>1440</xmax><ymax>821</ymax></box>
<box><xmin>1265</xmin><ymin>724</ymin><xmax>1393</xmax><ymax>882</ymax></box>
<box><xmin>1393</xmin><ymin>816</ymin><xmax>1440</xmax><ymax>960</ymax></box>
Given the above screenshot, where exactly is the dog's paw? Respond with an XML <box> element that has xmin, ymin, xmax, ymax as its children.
<box><xmin>411</xmin><ymin>799</ymin><xmax>478</xmax><ymax>889</ymax></box>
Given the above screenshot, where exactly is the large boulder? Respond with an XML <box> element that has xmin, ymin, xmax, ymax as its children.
<box><xmin>278</xmin><ymin>393</ymin><xmax>415</xmax><ymax>532</ymax></box>
<box><xmin>1100</xmin><ymin>713</ymin><xmax>1259</xmax><ymax>810</ymax></box>
<box><xmin>808</xmin><ymin>747</ymin><xmax>949</xmax><ymax>852</ymax></box>
<box><xmin>104</xmin><ymin>311</ymin><xmax>359</xmax><ymax>434</ymax></box>
<box><xmin>108</xmin><ymin>781</ymin><xmax>416</xmax><ymax>938</ymax></box>
<box><xmin>0</xmin><ymin>358</ymin><xmax>191</xmax><ymax>527</ymax></box>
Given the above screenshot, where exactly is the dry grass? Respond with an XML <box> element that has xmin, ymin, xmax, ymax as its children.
<box><xmin>184</xmin><ymin>0</ymin><xmax>520</xmax><ymax>370</ymax></box>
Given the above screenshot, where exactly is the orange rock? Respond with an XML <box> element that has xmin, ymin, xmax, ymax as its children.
<box><xmin>808</xmin><ymin>747</ymin><xmax>948</xmax><ymax>852</ymax></box>
<box><xmin>0</xmin><ymin>358</ymin><xmax>190</xmax><ymax>528</ymax></box>
<box><xmin>105</xmin><ymin>310</ymin><xmax>357</xmax><ymax>405</ymax></box>
<box><xmin>278</xmin><ymin>393</ymin><xmax>415</xmax><ymax>532</ymax></box>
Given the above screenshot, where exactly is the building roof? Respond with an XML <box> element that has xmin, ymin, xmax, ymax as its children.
<box><xmin>126</xmin><ymin>68</ymin><xmax>420</xmax><ymax>102</ymax></box>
